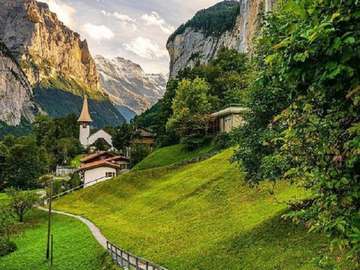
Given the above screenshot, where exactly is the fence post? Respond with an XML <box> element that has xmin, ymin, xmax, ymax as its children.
<box><xmin>127</xmin><ymin>252</ymin><xmax>130</xmax><ymax>268</ymax></box>
<box><xmin>136</xmin><ymin>257</ymin><xmax>139</xmax><ymax>269</ymax></box>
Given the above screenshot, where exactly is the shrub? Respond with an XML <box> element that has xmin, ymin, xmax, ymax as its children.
<box><xmin>0</xmin><ymin>238</ymin><xmax>17</xmax><ymax>257</ymax></box>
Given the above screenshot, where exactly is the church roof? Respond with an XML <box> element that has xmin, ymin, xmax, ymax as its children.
<box><xmin>78</xmin><ymin>95</ymin><xmax>92</xmax><ymax>122</ymax></box>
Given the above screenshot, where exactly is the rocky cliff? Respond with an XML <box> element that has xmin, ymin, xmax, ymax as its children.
<box><xmin>0</xmin><ymin>0</ymin><xmax>100</xmax><ymax>95</ymax></box>
<box><xmin>0</xmin><ymin>42</ymin><xmax>38</xmax><ymax>126</ymax></box>
<box><xmin>95</xmin><ymin>56</ymin><xmax>167</xmax><ymax>119</ymax></box>
<box><xmin>0</xmin><ymin>0</ymin><xmax>126</xmax><ymax>128</ymax></box>
<box><xmin>167</xmin><ymin>0</ymin><xmax>275</xmax><ymax>77</ymax></box>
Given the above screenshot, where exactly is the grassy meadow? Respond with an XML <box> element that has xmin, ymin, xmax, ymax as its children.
<box><xmin>0</xmin><ymin>198</ymin><xmax>115</xmax><ymax>270</ymax></box>
<box><xmin>54</xmin><ymin>149</ymin><xmax>352</xmax><ymax>270</ymax></box>
<box><xmin>134</xmin><ymin>143</ymin><xmax>215</xmax><ymax>170</ymax></box>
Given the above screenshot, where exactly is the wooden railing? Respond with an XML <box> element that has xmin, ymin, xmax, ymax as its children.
<box><xmin>107</xmin><ymin>241</ymin><xmax>167</xmax><ymax>270</ymax></box>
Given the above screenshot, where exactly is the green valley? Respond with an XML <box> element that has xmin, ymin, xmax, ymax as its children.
<box><xmin>54</xmin><ymin>148</ymin><xmax>352</xmax><ymax>270</ymax></box>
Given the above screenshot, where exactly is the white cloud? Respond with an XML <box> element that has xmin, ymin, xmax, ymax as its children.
<box><xmin>101</xmin><ymin>10</ymin><xmax>137</xmax><ymax>31</ymax></box>
<box><xmin>83</xmin><ymin>23</ymin><xmax>115</xmax><ymax>41</ymax></box>
<box><xmin>124</xmin><ymin>37</ymin><xmax>168</xmax><ymax>59</ymax></box>
<box><xmin>141</xmin><ymin>12</ymin><xmax>175</xmax><ymax>34</ymax></box>
<box><xmin>101</xmin><ymin>10</ymin><xmax>136</xmax><ymax>23</ymax></box>
<box><xmin>39</xmin><ymin>0</ymin><xmax>75</xmax><ymax>27</ymax></box>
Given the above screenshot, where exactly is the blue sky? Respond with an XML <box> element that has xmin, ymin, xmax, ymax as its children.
<box><xmin>39</xmin><ymin>0</ymin><xmax>223</xmax><ymax>74</ymax></box>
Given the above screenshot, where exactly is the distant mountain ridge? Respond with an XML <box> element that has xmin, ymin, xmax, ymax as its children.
<box><xmin>95</xmin><ymin>56</ymin><xmax>167</xmax><ymax>120</ymax></box>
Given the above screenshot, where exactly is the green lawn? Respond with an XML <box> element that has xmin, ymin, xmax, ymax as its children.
<box><xmin>54</xmin><ymin>149</ymin><xmax>352</xmax><ymax>270</ymax></box>
<box><xmin>0</xmin><ymin>209</ymin><xmax>115</xmax><ymax>270</ymax></box>
<box><xmin>134</xmin><ymin>143</ymin><xmax>215</xmax><ymax>170</ymax></box>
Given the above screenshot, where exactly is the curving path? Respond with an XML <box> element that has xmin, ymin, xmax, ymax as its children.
<box><xmin>38</xmin><ymin>207</ymin><xmax>107</xmax><ymax>249</ymax></box>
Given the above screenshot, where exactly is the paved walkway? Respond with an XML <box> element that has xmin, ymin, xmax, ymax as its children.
<box><xmin>38</xmin><ymin>207</ymin><xmax>107</xmax><ymax>249</ymax></box>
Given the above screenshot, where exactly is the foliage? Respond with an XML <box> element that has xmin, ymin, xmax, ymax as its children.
<box><xmin>0</xmin><ymin>210</ymin><xmax>114</xmax><ymax>270</ymax></box>
<box><xmin>92</xmin><ymin>138</ymin><xmax>111</xmax><ymax>151</ymax></box>
<box><xmin>33</xmin><ymin>114</ymin><xmax>82</xmax><ymax>168</ymax></box>
<box><xmin>167</xmin><ymin>78</ymin><xmax>214</xmax><ymax>149</ymax></box>
<box><xmin>54</xmin><ymin>149</ymin><xmax>353</xmax><ymax>269</ymax></box>
<box><xmin>0</xmin><ymin>207</ymin><xmax>16</xmax><ymax>257</ymax></box>
<box><xmin>168</xmin><ymin>1</ymin><xmax>240</xmax><ymax>41</ymax></box>
<box><xmin>136</xmin><ymin>48</ymin><xmax>249</xmax><ymax>147</ymax></box>
<box><xmin>112</xmin><ymin>123</ymin><xmax>135</xmax><ymax>152</ymax></box>
<box><xmin>129</xmin><ymin>144</ymin><xmax>152</xmax><ymax>168</ymax></box>
<box><xmin>2</xmin><ymin>136</ymin><xmax>49</xmax><ymax>189</ymax></box>
<box><xmin>0</xmin><ymin>238</ymin><xmax>16</xmax><ymax>257</ymax></box>
<box><xmin>233</xmin><ymin>0</ymin><xmax>360</xmax><ymax>258</ymax></box>
<box><xmin>5</xmin><ymin>188</ymin><xmax>39</xmax><ymax>222</ymax></box>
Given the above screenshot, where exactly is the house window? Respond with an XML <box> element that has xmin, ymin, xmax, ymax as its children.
<box><xmin>105</xmin><ymin>172</ymin><xmax>115</xmax><ymax>178</ymax></box>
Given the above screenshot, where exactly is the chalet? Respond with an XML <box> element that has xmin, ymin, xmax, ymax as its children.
<box><xmin>132</xmin><ymin>128</ymin><xmax>156</xmax><ymax>147</ymax></box>
<box><xmin>211</xmin><ymin>105</ymin><xmax>248</xmax><ymax>133</ymax></box>
<box><xmin>78</xmin><ymin>151</ymin><xmax>129</xmax><ymax>188</ymax></box>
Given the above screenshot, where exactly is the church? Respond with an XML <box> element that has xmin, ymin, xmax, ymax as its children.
<box><xmin>78</xmin><ymin>96</ymin><xmax>114</xmax><ymax>149</ymax></box>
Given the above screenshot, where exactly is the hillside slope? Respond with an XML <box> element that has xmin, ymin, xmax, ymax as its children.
<box><xmin>54</xmin><ymin>149</ymin><xmax>351</xmax><ymax>270</ymax></box>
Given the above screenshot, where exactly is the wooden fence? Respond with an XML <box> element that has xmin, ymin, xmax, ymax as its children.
<box><xmin>107</xmin><ymin>241</ymin><xmax>168</xmax><ymax>270</ymax></box>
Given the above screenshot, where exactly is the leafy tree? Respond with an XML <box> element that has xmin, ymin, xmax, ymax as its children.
<box><xmin>167</xmin><ymin>78</ymin><xmax>214</xmax><ymax>149</ymax></box>
<box><xmin>0</xmin><ymin>207</ymin><xmax>16</xmax><ymax>257</ymax></box>
<box><xmin>129</xmin><ymin>145</ymin><xmax>152</xmax><ymax>168</ymax></box>
<box><xmin>113</xmin><ymin>123</ymin><xmax>135</xmax><ymax>152</ymax></box>
<box><xmin>233</xmin><ymin>0</ymin><xmax>360</xmax><ymax>257</ymax></box>
<box><xmin>0</xmin><ymin>143</ymin><xmax>8</xmax><ymax>190</ymax></box>
<box><xmin>33</xmin><ymin>114</ymin><xmax>82</xmax><ymax>168</ymax></box>
<box><xmin>6</xmin><ymin>188</ymin><xmax>39</xmax><ymax>222</ymax></box>
<box><xmin>3</xmin><ymin>136</ymin><xmax>49</xmax><ymax>189</ymax></box>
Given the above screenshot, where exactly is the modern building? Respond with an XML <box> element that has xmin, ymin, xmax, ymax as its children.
<box><xmin>210</xmin><ymin>106</ymin><xmax>248</xmax><ymax>133</ymax></box>
<box><xmin>78</xmin><ymin>96</ymin><xmax>113</xmax><ymax>149</ymax></box>
<box><xmin>78</xmin><ymin>151</ymin><xmax>129</xmax><ymax>188</ymax></box>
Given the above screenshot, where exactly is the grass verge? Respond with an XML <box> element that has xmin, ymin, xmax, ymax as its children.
<box><xmin>0</xmin><ymin>209</ymin><xmax>116</xmax><ymax>270</ymax></box>
<box><xmin>54</xmin><ymin>149</ymin><xmax>353</xmax><ymax>269</ymax></box>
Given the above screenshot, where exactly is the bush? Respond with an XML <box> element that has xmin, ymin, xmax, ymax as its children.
<box><xmin>213</xmin><ymin>132</ymin><xmax>233</xmax><ymax>150</ymax></box>
<box><xmin>130</xmin><ymin>145</ymin><xmax>152</xmax><ymax>168</ymax></box>
<box><xmin>182</xmin><ymin>134</ymin><xmax>213</xmax><ymax>151</ymax></box>
<box><xmin>0</xmin><ymin>238</ymin><xmax>16</xmax><ymax>257</ymax></box>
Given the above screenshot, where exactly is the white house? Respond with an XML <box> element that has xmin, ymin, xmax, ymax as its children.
<box><xmin>78</xmin><ymin>152</ymin><xmax>129</xmax><ymax>188</ymax></box>
<box><xmin>78</xmin><ymin>96</ymin><xmax>113</xmax><ymax>148</ymax></box>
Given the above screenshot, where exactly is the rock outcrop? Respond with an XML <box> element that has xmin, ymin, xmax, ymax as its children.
<box><xmin>0</xmin><ymin>0</ymin><xmax>100</xmax><ymax>94</ymax></box>
<box><xmin>0</xmin><ymin>42</ymin><xmax>38</xmax><ymax>126</ymax></box>
<box><xmin>167</xmin><ymin>0</ymin><xmax>276</xmax><ymax>77</ymax></box>
<box><xmin>0</xmin><ymin>0</ymin><xmax>126</xmax><ymax>128</ymax></box>
<box><xmin>95</xmin><ymin>56</ymin><xmax>167</xmax><ymax>117</ymax></box>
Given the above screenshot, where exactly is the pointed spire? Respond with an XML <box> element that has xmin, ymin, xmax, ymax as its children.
<box><xmin>78</xmin><ymin>95</ymin><xmax>92</xmax><ymax>123</ymax></box>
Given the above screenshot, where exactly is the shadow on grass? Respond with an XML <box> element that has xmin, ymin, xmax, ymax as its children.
<box><xmin>188</xmin><ymin>213</ymin><xmax>344</xmax><ymax>270</ymax></box>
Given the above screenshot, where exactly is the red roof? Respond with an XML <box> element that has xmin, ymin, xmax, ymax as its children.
<box><xmin>78</xmin><ymin>156</ymin><xmax>129</xmax><ymax>171</ymax></box>
<box><xmin>81</xmin><ymin>151</ymin><xmax>117</xmax><ymax>163</ymax></box>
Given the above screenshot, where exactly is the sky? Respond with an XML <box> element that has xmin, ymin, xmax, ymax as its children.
<box><xmin>39</xmin><ymin>0</ymin><xmax>224</xmax><ymax>74</ymax></box>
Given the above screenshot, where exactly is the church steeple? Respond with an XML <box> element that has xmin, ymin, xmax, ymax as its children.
<box><xmin>78</xmin><ymin>96</ymin><xmax>92</xmax><ymax>148</ymax></box>
<box><xmin>78</xmin><ymin>95</ymin><xmax>92</xmax><ymax>123</ymax></box>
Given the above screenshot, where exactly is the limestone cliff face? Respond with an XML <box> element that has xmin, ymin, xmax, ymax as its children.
<box><xmin>0</xmin><ymin>0</ymin><xmax>100</xmax><ymax>94</ymax></box>
<box><xmin>0</xmin><ymin>42</ymin><xmax>38</xmax><ymax>126</ymax></box>
<box><xmin>167</xmin><ymin>0</ymin><xmax>275</xmax><ymax>77</ymax></box>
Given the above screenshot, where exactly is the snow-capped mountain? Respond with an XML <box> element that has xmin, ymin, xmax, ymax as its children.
<box><xmin>95</xmin><ymin>56</ymin><xmax>167</xmax><ymax>121</ymax></box>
